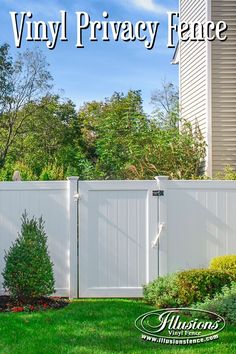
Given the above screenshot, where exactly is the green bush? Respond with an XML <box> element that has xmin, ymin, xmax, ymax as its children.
<box><xmin>144</xmin><ymin>269</ymin><xmax>236</xmax><ymax>308</ymax></box>
<box><xmin>210</xmin><ymin>255</ymin><xmax>236</xmax><ymax>271</ymax></box>
<box><xmin>177</xmin><ymin>269</ymin><xmax>236</xmax><ymax>306</ymax></box>
<box><xmin>214</xmin><ymin>165</ymin><xmax>236</xmax><ymax>180</ymax></box>
<box><xmin>39</xmin><ymin>164</ymin><xmax>64</xmax><ymax>181</ymax></box>
<box><xmin>2</xmin><ymin>212</ymin><xmax>55</xmax><ymax>302</ymax></box>
<box><xmin>193</xmin><ymin>282</ymin><xmax>236</xmax><ymax>325</ymax></box>
<box><xmin>143</xmin><ymin>273</ymin><xmax>180</xmax><ymax>308</ymax></box>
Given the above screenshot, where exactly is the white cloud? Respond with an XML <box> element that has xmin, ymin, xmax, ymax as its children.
<box><xmin>3</xmin><ymin>0</ymin><xmax>65</xmax><ymax>18</ymax></box>
<box><xmin>127</xmin><ymin>0</ymin><xmax>169</xmax><ymax>15</ymax></box>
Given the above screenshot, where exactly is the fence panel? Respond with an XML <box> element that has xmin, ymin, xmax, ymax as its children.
<box><xmin>0</xmin><ymin>181</ymin><xmax>71</xmax><ymax>297</ymax></box>
<box><xmin>157</xmin><ymin>179</ymin><xmax>236</xmax><ymax>275</ymax></box>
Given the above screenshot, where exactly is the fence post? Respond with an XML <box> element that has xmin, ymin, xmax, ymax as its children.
<box><xmin>155</xmin><ymin>176</ymin><xmax>169</xmax><ymax>277</ymax></box>
<box><xmin>68</xmin><ymin>177</ymin><xmax>79</xmax><ymax>298</ymax></box>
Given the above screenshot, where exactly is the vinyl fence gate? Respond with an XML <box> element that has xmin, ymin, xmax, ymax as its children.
<box><xmin>78</xmin><ymin>180</ymin><xmax>160</xmax><ymax>298</ymax></box>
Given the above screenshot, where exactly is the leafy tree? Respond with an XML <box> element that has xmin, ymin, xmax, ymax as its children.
<box><xmin>78</xmin><ymin>100</ymin><xmax>105</xmax><ymax>157</ymax></box>
<box><xmin>0</xmin><ymin>95</ymin><xmax>93</xmax><ymax>180</ymax></box>
<box><xmin>95</xmin><ymin>91</ymin><xmax>148</xmax><ymax>178</ymax></box>
<box><xmin>18</xmin><ymin>96</ymin><xmax>78</xmax><ymax>174</ymax></box>
<box><xmin>125</xmin><ymin>120</ymin><xmax>206</xmax><ymax>179</ymax></box>
<box><xmin>0</xmin><ymin>45</ymin><xmax>205</xmax><ymax>182</ymax></box>
<box><xmin>77</xmin><ymin>90</ymin><xmax>206</xmax><ymax>180</ymax></box>
<box><xmin>76</xmin><ymin>91</ymin><xmax>146</xmax><ymax>179</ymax></box>
<box><xmin>0</xmin><ymin>45</ymin><xmax>52</xmax><ymax>168</ymax></box>
<box><xmin>151</xmin><ymin>80</ymin><xmax>179</xmax><ymax>128</ymax></box>
<box><xmin>0</xmin><ymin>44</ymin><xmax>13</xmax><ymax>113</ymax></box>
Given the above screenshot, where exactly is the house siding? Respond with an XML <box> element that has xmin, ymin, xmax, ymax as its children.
<box><xmin>180</xmin><ymin>0</ymin><xmax>208</xmax><ymax>172</ymax></box>
<box><xmin>211</xmin><ymin>0</ymin><xmax>236</xmax><ymax>174</ymax></box>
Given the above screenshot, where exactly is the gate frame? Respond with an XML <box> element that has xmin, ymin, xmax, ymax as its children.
<box><xmin>68</xmin><ymin>177</ymin><xmax>79</xmax><ymax>298</ymax></box>
<box><xmin>77</xmin><ymin>179</ymin><xmax>161</xmax><ymax>298</ymax></box>
<box><xmin>155</xmin><ymin>176</ymin><xmax>169</xmax><ymax>276</ymax></box>
<box><xmin>69</xmin><ymin>176</ymin><xmax>169</xmax><ymax>298</ymax></box>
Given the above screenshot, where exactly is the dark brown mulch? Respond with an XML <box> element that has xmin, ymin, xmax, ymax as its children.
<box><xmin>0</xmin><ymin>296</ymin><xmax>69</xmax><ymax>313</ymax></box>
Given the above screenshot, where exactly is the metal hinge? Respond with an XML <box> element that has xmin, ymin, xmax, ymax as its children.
<box><xmin>152</xmin><ymin>190</ymin><xmax>164</xmax><ymax>197</ymax></box>
<box><xmin>73</xmin><ymin>193</ymin><xmax>80</xmax><ymax>201</ymax></box>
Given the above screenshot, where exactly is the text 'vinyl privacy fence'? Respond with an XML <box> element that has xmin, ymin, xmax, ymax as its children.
<box><xmin>0</xmin><ymin>177</ymin><xmax>236</xmax><ymax>298</ymax></box>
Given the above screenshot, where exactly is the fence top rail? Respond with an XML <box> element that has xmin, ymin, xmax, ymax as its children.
<box><xmin>79</xmin><ymin>180</ymin><xmax>157</xmax><ymax>191</ymax></box>
<box><xmin>1</xmin><ymin>179</ymin><xmax>236</xmax><ymax>192</ymax></box>
<box><xmin>0</xmin><ymin>181</ymin><xmax>68</xmax><ymax>191</ymax></box>
<box><xmin>164</xmin><ymin>180</ymin><xmax>236</xmax><ymax>190</ymax></box>
<box><xmin>81</xmin><ymin>180</ymin><xmax>155</xmax><ymax>183</ymax></box>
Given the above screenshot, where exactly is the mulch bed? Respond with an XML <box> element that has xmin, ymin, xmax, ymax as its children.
<box><xmin>0</xmin><ymin>296</ymin><xmax>69</xmax><ymax>313</ymax></box>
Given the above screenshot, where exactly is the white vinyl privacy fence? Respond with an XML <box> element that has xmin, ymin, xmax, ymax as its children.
<box><xmin>0</xmin><ymin>177</ymin><xmax>236</xmax><ymax>298</ymax></box>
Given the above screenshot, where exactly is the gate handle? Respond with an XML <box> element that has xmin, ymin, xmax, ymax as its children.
<box><xmin>152</xmin><ymin>223</ymin><xmax>165</xmax><ymax>248</ymax></box>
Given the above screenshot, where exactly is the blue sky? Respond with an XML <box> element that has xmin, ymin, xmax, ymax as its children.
<box><xmin>1</xmin><ymin>0</ymin><xmax>179</xmax><ymax>113</ymax></box>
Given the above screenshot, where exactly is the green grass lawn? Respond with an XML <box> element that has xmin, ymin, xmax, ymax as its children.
<box><xmin>0</xmin><ymin>299</ymin><xmax>235</xmax><ymax>354</ymax></box>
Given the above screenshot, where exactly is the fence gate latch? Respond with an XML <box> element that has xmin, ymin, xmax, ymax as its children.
<box><xmin>152</xmin><ymin>190</ymin><xmax>164</xmax><ymax>197</ymax></box>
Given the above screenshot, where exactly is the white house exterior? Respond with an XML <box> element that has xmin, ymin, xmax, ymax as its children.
<box><xmin>179</xmin><ymin>0</ymin><xmax>236</xmax><ymax>177</ymax></box>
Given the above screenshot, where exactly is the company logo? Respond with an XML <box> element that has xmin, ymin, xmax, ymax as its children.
<box><xmin>135</xmin><ymin>308</ymin><xmax>225</xmax><ymax>346</ymax></box>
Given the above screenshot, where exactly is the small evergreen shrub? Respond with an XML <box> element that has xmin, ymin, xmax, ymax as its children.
<box><xmin>143</xmin><ymin>273</ymin><xmax>180</xmax><ymax>308</ymax></box>
<box><xmin>2</xmin><ymin>212</ymin><xmax>55</xmax><ymax>302</ymax></box>
<box><xmin>176</xmin><ymin>269</ymin><xmax>236</xmax><ymax>306</ymax></box>
<box><xmin>209</xmin><ymin>255</ymin><xmax>236</xmax><ymax>272</ymax></box>
<box><xmin>193</xmin><ymin>282</ymin><xmax>236</xmax><ymax>325</ymax></box>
